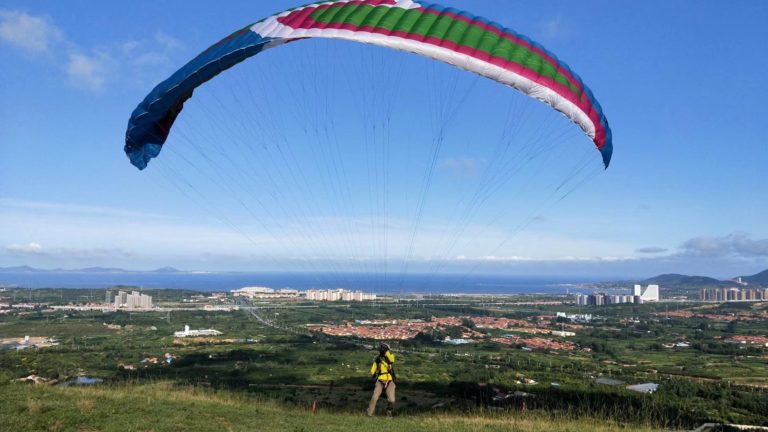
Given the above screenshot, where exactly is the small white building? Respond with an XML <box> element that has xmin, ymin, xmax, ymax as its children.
<box><xmin>174</xmin><ymin>325</ymin><xmax>222</xmax><ymax>337</ymax></box>
<box><xmin>443</xmin><ymin>337</ymin><xmax>473</xmax><ymax>345</ymax></box>
<box><xmin>556</xmin><ymin>312</ymin><xmax>593</xmax><ymax>322</ymax></box>
<box><xmin>231</xmin><ymin>286</ymin><xmax>273</xmax><ymax>297</ymax></box>
<box><xmin>551</xmin><ymin>330</ymin><xmax>576</xmax><ymax>337</ymax></box>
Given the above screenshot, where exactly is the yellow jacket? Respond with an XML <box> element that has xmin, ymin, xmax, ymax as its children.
<box><xmin>370</xmin><ymin>351</ymin><xmax>396</xmax><ymax>382</ymax></box>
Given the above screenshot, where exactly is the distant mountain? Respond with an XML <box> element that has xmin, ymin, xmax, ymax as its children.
<box><xmin>151</xmin><ymin>266</ymin><xmax>182</xmax><ymax>273</ymax></box>
<box><xmin>78</xmin><ymin>267</ymin><xmax>131</xmax><ymax>273</ymax></box>
<box><xmin>642</xmin><ymin>273</ymin><xmax>731</xmax><ymax>289</ymax></box>
<box><xmin>740</xmin><ymin>269</ymin><xmax>768</xmax><ymax>287</ymax></box>
<box><xmin>0</xmin><ymin>265</ymin><xmax>187</xmax><ymax>274</ymax></box>
<box><xmin>0</xmin><ymin>265</ymin><xmax>41</xmax><ymax>273</ymax></box>
<box><xmin>633</xmin><ymin>274</ymin><xmax>736</xmax><ymax>295</ymax></box>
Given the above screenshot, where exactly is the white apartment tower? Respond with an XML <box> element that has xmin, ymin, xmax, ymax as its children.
<box><xmin>633</xmin><ymin>284</ymin><xmax>660</xmax><ymax>302</ymax></box>
<box><xmin>114</xmin><ymin>290</ymin><xmax>152</xmax><ymax>309</ymax></box>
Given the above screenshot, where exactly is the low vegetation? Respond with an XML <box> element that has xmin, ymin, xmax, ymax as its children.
<box><xmin>1</xmin><ymin>288</ymin><xmax>767</xmax><ymax>430</ymax></box>
<box><xmin>0</xmin><ymin>381</ymin><xmax>658</xmax><ymax>432</ymax></box>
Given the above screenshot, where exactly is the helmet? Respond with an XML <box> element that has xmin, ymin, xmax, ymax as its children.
<box><xmin>379</xmin><ymin>342</ymin><xmax>390</xmax><ymax>352</ymax></box>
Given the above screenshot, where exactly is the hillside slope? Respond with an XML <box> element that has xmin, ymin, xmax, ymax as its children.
<box><xmin>0</xmin><ymin>382</ymin><xmax>657</xmax><ymax>432</ymax></box>
<box><xmin>642</xmin><ymin>273</ymin><xmax>730</xmax><ymax>291</ymax></box>
<box><xmin>741</xmin><ymin>269</ymin><xmax>768</xmax><ymax>287</ymax></box>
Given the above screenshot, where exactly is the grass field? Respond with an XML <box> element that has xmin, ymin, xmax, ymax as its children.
<box><xmin>2</xmin><ymin>291</ymin><xmax>766</xmax><ymax>430</ymax></box>
<box><xmin>0</xmin><ymin>382</ymin><xmax>659</xmax><ymax>432</ymax></box>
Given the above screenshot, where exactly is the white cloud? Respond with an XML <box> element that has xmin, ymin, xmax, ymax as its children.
<box><xmin>121</xmin><ymin>40</ymin><xmax>139</xmax><ymax>54</ymax></box>
<box><xmin>0</xmin><ymin>9</ymin><xmax>62</xmax><ymax>54</ymax></box>
<box><xmin>540</xmin><ymin>15</ymin><xmax>563</xmax><ymax>39</ymax></box>
<box><xmin>439</xmin><ymin>157</ymin><xmax>485</xmax><ymax>180</ymax></box>
<box><xmin>455</xmin><ymin>255</ymin><xmax>533</xmax><ymax>262</ymax></box>
<box><xmin>66</xmin><ymin>51</ymin><xmax>110</xmax><ymax>91</ymax></box>
<box><xmin>1</xmin><ymin>9</ymin><xmax>182</xmax><ymax>92</ymax></box>
<box><xmin>132</xmin><ymin>51</ymin><xmax>171</xmax><ymax>68</ymax></box>
<box><xmin>6</xmin><ymin>242</ymin><xmax>43</xmax><ymax>254</ymax></box>
<box><xmin>681</xmin><ymin>232</ymin><xmax>768</xmax><ymax>258</ymax></box>
<box><xmin>123</xmin><ymin>31</ymin><xmax>183</xmax><ymax>84</ymax></box>
<box><xmin>0</xmin><ymin>198</ymin><xmax>676</xmax><ymax>272</ymax></box>
<box><xmin>0</xmin><ymin>198</ymin><xmax>257</xmax><ymax>259</ymax></box>
<box><xmin>635</xmin><ymin>246</ymin><xmax>668</xmax><ymax>254</ymax></box>
<box><xmin>123</xmin><ymin>32</ymin><xmax>181</xmax><ymax>70</ymax></box>
<box><xmin>0</xmin><ymin>198</ymin><xmax>168</xmax><ymax>220</ymax></box>
<box><xmin>4</xmin><ymin>242</ymin><xmax>133</xmax><ymax>260</ymax></box>
<box><xmin>453</xmin><ymin>254</ymin><xmax>636</xmax><ymax>263</ymax></box>
<box><xmin>155</xmin><ymin>31</ymin><xmax>180</xmax><ymax>52</ymax></box>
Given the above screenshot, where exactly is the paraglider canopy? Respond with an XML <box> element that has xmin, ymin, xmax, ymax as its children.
<box><xmin>124</xmin><ymin>0</ymin><xmax>612</xmax><ymax>170</ymax></box>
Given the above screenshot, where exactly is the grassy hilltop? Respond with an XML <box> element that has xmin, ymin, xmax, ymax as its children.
<box><xmin>1</xmin><ymin>382</ymin><xmax>657</xmax><ymax>432</ymax></box>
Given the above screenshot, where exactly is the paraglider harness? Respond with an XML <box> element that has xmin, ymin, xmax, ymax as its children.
<box><xmin>373</xmin><ymin>351</ymin><xmax>396</xmax><ymax>389</ymax></box>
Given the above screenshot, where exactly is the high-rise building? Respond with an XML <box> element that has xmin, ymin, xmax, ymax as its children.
<box><xmin>573</xmin><ymin>292</ymin><xmax>646</xmax><ymax>306</ymax></box>
<box><xmin>701</xmin><ymin>287</ymin><xmax>765</xmax><ymax>302</ymax></box>
<box><xmin>633</xmin><ymin>284</ymin><xmax>660</xmax><ymax>302</ymax></box>
<box><xmin>114</xmin><ymin>290</ymin><xmax>152</xmax><ymax>309</ymax></box>
<box><xmin>114</xmin><ymin>291</ymin><xmax>128</xmax><ymax>309</ymax></box>
<box><xmin>595</xmin><ymin>294</ymin><xmax>605</xmax><ymax>306</ymax></box>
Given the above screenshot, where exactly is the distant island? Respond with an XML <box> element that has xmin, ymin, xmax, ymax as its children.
<box><xmin>0</xmin><ymin>265</ymin><xmax>185</xmax><ymax>274</ymax></box>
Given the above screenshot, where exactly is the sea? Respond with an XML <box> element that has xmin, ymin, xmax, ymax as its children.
<box><xmin>0</xmin><ymin>271</ymin><xmax>604</xmax><ymax>295</ymax></box>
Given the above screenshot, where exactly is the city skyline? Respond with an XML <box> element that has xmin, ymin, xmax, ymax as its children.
<box><xmin>1</xmin><ymin>1</ymin><xmax>766</xmax><ymax>278</ymax></box>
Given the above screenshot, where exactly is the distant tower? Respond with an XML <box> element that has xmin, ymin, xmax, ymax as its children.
<box><xmin>643</xmin><ymin>284</ymin><xmax>660</xmax><ymax>302</ymax></box>
<box><xmin>114</xmin><ymin>290</ymin><xmax>129</xmax><ymax>309</ymax></box>
<box><xmin>633</xmin><ymin>284</ymin><xmax>660</xmax><ymax>302</ymax></box>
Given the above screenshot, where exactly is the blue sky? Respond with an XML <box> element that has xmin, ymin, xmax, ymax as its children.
<box><xmin>1</xmin><ymin>1</ymin><xmax>767</xmax><ymax>278</ymax></box>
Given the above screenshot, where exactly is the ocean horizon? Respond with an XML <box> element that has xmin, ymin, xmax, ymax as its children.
<box><xmin>0</xmin><ymin>271</ymin><xmax>607</xmax><ymax>295</ymax></box>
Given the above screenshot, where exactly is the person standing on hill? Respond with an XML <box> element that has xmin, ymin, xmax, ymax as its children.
<box><xmin>367</xmin><ymin>342</ymin><xmax>396</xmax><ymax>416</ymax></box>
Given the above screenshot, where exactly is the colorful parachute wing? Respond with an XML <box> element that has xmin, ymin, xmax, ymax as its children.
<box><xmin>125</xmin><ymin>0</ymin><xmax>612</xmax><ymax>170</ymax></box>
